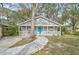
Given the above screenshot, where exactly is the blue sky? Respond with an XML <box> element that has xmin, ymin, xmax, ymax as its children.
<box><xmin>3</xmin><ymin>3</ymin><xmax>20</xmax><ymax>11</ymax></box>
<box><xmin>3</xmin><ymin>3</ymin><xmax>31</xmax><ymax>11</ymax></box>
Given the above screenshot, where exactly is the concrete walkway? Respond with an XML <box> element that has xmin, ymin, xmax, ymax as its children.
<box><xmin>0</xmin><ymin>36</ymin><xmax>48</xmax><ymax>55</ymax></box>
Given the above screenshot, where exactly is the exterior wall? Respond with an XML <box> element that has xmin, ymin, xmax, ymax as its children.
<box><xmin>34</xmin><ymin>18</ymin><xmax>59</xmax><ymax>26</ymax></box>
<box><xmin>35</xmin><ymin>31</ymin><xmax>60</xmax><ymax>36</ymax></box>
<box><xmin>19</xmin><ymin>26</ymin><xmax>61</xmax><ymax>36</ymax></box>
<box><xmin>19</xmin><ymin>18</ymin><xmax>59</xmax><ymax>26</ymax></box>
<box><xmin>19</xmin><ymin>26</ymin><xmax>31</xmax><ymax>37</ymax></box>
<box><xmin>34</xmin><ymin>26</ymin><xmax>60</xmax><ymax>36</ymax></box>
<box><xmin>35</xmin><ymin>29</ymin><xmax>60</xmax><ymax>36</ymax></box>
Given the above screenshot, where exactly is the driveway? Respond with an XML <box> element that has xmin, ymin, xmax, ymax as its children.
<box><xmin>0</xmin><ymin>36</ymin><xmax>48</xmax><ymax>55</ymax></box>
<box><xmin>0</xmin><ymin>36</ymin><xmax>22</xmax><ymax>47</ymax></box>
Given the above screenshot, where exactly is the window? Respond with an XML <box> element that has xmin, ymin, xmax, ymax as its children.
<box><xmin>21</xmin><ymin>26</ymin><xmax>26</xmax><ymax>31</ymax></box>
<box><xmin>27</xmin><ymin>26</ymin><xmax>31</xmax><ymax>31</ymax></box>
<box><xmin>27</xmin><ymin>26</ymin><xmax>31</xmax><ymax>33</ymax></box>
<box><xmin>58</xmin><ymin>27</ymin><xmax>60</xmax><ymax>31</ymax></box>
<box><xmin>43</xmin><ymin>26</ymin><xmax>47</xmax><ymax>31</ymax></box>
<box><xmin>48</xmin><ymin>26</ymin><xmax>53</xmax><ymax>31</ymax></box>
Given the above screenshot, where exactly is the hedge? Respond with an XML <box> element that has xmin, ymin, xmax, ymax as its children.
<box><xmin>3</xmin><ymin>26</ymin><xmax>19</xmax><ymax>36</ymax></box>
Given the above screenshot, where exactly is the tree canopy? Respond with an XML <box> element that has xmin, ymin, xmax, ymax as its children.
<box><xmin>0</xmin><ymin>3</ymin><xmax>79</xmax><ymax>32</ymax></box>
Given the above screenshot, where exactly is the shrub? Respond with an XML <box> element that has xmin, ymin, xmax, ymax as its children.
<box><xmin>73</xmin><ymin>32</ymin><xmax>79</xmax><ymax>35</ymax></box>
<box><xmin>3</xmin><ymin>25</ymin><xmax>19</xmax><ymax>36</ymax></box>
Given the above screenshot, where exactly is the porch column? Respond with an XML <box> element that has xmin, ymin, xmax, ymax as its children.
<box><xmin>26</xmin><ymin>26</ymin><xmax>27</xmax><ymax>33</ymax></box>
<box><xmin>47</xmin><ymin>26</ymin><xmax>48</xmax><ymax>34</ymax></box>
<box><xmin>18</xmin><ymin>26</ymin><xmax>20</xmax><ymax>36</ymax></box>
<box><xmin>60</xmin><ymin>26</ymin><xmax>62</xmax><ymax>35</ymax></box>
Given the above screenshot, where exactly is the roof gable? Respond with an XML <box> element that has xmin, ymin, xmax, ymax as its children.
<box><xmin>17</xmin><ymin>16</ymin><xmax>62</xmax><ymax>26</ymax></box>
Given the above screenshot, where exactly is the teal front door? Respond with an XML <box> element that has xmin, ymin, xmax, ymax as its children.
<box><xmin>38</xmin><ymin>26</ymin><xmax>43</xmax><ymax>34</ymax></box>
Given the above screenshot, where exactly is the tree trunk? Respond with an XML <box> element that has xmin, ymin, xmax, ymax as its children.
<box><xmin>31</xmin><ymin>4</ymin><xmax>37</xmax><ymax>36</ymax></box>
<box><xmin>72</xmin><ymin>25</ymin><xmax>75</xmax><ymax>32</ymax></box>
<box><xmin>31</xmin><ymin>11</ymin><xmax>35</xmax><ymax>36</ymax></box>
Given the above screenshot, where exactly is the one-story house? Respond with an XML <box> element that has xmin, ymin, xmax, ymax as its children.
<box><xmin>17</xmin><ymin>16</ymin><xmax>62</xmax><ymax>37</ymax></box>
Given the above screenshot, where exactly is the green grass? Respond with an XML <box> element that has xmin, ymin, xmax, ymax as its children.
<box><xmin>10</xmin><ymin>36</ymin><xmax>36</xmax><ymax>48</ymax></box>
<box><xmin>33</xmin><ymin>35</ymin><xmax>79</xmax><ymax>55</ymax></box>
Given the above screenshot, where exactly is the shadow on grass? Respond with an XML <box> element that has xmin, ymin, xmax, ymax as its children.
<box><xmin>10</xmin><ymin>36</ymin><xmax>36</xmax><ymax>48</ymax></box>
<box><xmin>33</xmin><ymin>35</ymin><xmax>79</xmax><ymax>55</ymax></box>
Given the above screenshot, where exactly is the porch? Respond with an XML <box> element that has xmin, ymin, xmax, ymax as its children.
<box><xmin>18</xmin><ymin>25</ymin><xmax>61</xmax><ymax>36</ymax></box>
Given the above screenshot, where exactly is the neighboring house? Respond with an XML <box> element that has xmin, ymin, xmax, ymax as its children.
<box><xmin>75</xmin><ymin>23</ymin><xmax>79</xmax><ymax>29</ymax></box>
<box><xmin>0</xmin><ymin>23</ymin><xmax>8</xmax><ymax>38</ymax></box>
<box><xmin>75</xmin><ymin>23</ymin><xmax>79</xmax><ymax>32</ymax></box>
<box><xmin>17</xmin><ymin>16</ymin><xmax>62</xmax><ymax>37</ymax></box>
<box><xmin>0</xmin><ymin>24</ymin><xmax>2</xmax><ymax>38</ymax></box>
<box><xmin>0</xmin><ymin>23</ymin><xmax>12</xmax><ymax>38</ymax></box>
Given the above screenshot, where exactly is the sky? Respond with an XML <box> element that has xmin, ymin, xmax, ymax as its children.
<box><xmin>3</xmin><ymin>3</ymin><xmax>20</xmax><ymax>11</ymax></box>
<box><xmin>3</xmin><ymin>3</ymin><xmax>32</xmax><ymax>11</ymax></box>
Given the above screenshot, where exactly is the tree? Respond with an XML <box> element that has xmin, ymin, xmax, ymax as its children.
<box><xmin>31</xmin><ymin>3</ymin><xmax>37</xmax><ymax>36</ymax></box>
<box><xmin>69</xmin><ymin>4</ymin><xmax>79</xmax><ymax>32</ymax></box>
<box><xmin>61</xmin><ymin>4</ymin><xmax>79</xmax><ymax>32</ymax></box>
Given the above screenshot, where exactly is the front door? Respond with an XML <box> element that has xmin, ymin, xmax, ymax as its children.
<box><xmin>38</xmin><ymin>26</ymin><xmax>43</xmax><ymax>34</ymax></box>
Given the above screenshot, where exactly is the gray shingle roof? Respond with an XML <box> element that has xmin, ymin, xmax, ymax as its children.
<box><xmin>17</xmin><ymin>16</ymin><xmax>62</xmax><ymax>26</ymax></box>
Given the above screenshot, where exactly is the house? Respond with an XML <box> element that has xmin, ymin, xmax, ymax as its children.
<box><xmin>0</xmin><ymin>23</ymin><xmax>13</xmax><ymax>38</ymax></box>
<box><xmin>17</xmin><ymin>16</ymin><xmax>62</xmax><ymax>37</ymax></box>
<box><xmin>0</xmin><ymin>23</ymin><xmax>8</xmax><ymax>38</ymax></box>
<box><xmin>0</xmin><ymin>24</ymin><xmax>2</xmax><ymax>38</ymax></box>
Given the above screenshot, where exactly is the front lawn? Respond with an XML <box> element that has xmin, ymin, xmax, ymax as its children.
<box><xmin>33</xmin><ymin>35</ymin><xmax>79</xmax><ymax>55</ymax></box>
<box><xmin>10</xmin><ymin>36</ymin><xmax>36</xmax><ymax>48</ymax></box>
